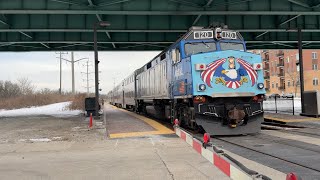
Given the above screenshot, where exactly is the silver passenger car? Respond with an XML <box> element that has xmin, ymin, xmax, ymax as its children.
<box><xmin>136</xmin><ymin>53</ymin><xmax>170</xmax><ymax>101</ymax></box>
<box><xmin>113</xmin><ymin>83</ymin><xmax>123</xmax><ymax>107</ymax></box>
<box><xmin>123</xmin><ymin>73</ymin><xmax>135</xmax><ymax>108</ymax></box>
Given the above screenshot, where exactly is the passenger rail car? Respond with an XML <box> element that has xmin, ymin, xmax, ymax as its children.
<box><xmin>123</xmin><ymin>73</ymin><xmax>135</xmax><ymax>109</ymax></box>
<box><xmin>107</xmin><ymin>26</ymin><xmax>266</xmax><ymax>135</ymax></box>
<box><xmin>112</xmin><ymin>83</ymin><xmax>123</xmax><ymax>108</ymax></box>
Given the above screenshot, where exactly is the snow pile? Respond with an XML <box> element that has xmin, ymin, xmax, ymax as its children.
<box><xmin>0</xmin><ymin>101</ymin><xmax>82</xmax><ymax>117</ymax></box>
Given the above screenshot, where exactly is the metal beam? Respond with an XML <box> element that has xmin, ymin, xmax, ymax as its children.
<box><xmin>19</xmin><ymin>31</ymin><xmax>33</xmax><ymax>39</ymax></box>
<box><xmin>255</xmin><ymin>31</ymin><xmax>269</xmax><ymax>38</ymax></box>
<box><xmin>97</xmin><ymin>0</ymin><xmax>132</xmax><ymax>7</ymax></box>
<box><xmin>0</xmin><ymin>29</ymin><xmax>186</xmax><ymax>32</ymax></box>
<box><xmin>279</xmin><ymin>14</ymin><xmax>301</xmax><ymax>26</ymax></box>
<box><xmin>272</xmin><ymin>42</ymin><xmax>295</xmax><ymax>48</ymax></box>
<box><xmin>0</xmin><ymin>43</ymin><xmax>14</xmax><ymax>47</ymax></box>
<box><xmin>87</xmin><ymin>0</ymin><xmax>94</xmax><ymax>6</ymax></box>
<box><xmin>95</xmin><ymin>11</ymin><xmax>116</xmax><ymax>48</ymax></box>
<box><xmin>2</xmin><ymin>41</ymin><xmax>320</xmax><ymax>44</ymax></box>
<box><xmin>192</xmin><ymin>0</ymin><xmax>214</xmax><ymax>25</ymax></box>
<box><xmin>40</xmin><ymin>43</ymin><xmax>50</xmax><ymax>49</ymax></box>
<box><xmin>87</xmin><ymin>0</ymin><xmax>116</xmax><ymax>48</ymax></box>
<box><xmin>302</xmin><ymin>42</ymin><xmax>311</xmax><ymax>46</ymax></box>
<box><xmin>55</xmin><ymin>43</ymin><xmax>88</xmax><ymax>49</ymax></box>
<box><xmin>0</xmin><ymin>19</ymin><xmax>9</xmax><ymax>26</ymax></box>
<box><xmin>49</xmin><ymin>0</ymin><xmax>87</xmax><ymax>6</ymax></box>
<box><xmin>2</xmin><ymin>28</ymin><xmax>320</xmax><ymax>32</ymax></box>
<box><xmin>0</xmin><ymin>18</ymin><xmax>33</xmax><ymax>39</ymax></box>
<box><xmin>168</xmin><ymin>0</ymin><xmax>202</xmax><ymax>7</ymax></box>
<box><xmin>255</xmin><ymin>15</ymin><xmax>301</xmax><ymax>39</ymax></box>
<box><xmin>288</xmin><ymin>0</ymin><xmax>310</xmax><ymax>8</ymax></box>
<box><xmin>1</xmin><ymin>10</ymin><xmax>320</xmax><ymax>15</ymax></box>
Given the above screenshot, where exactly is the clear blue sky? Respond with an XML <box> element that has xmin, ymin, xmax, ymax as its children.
<box><xmin>0</xmin><ymin>51</ymin><xmax>160</xmax><ymax>94</ymax></box>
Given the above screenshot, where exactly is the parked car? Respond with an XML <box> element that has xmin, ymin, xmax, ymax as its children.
<box><xmin>268</xmin><ymin>93</ymin><xmax>281</xmax><ymax>99</ymax></box>
<box><xmin>282</xmin><ymin>93</ymin><xmax>294</xmax><ymax>98</ymax></box>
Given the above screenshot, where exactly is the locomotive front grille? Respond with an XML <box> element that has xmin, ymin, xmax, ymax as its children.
<box><xmin>196</xmin><ymin>102</ymin><xmax>262</xmax><ymax>118</ymax></box>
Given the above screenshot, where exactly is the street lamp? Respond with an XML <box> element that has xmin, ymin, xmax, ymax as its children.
<box><xmin>93</xmin><ymin>21</ymin><xmax>110</xmax><ymax>118</ymax></box>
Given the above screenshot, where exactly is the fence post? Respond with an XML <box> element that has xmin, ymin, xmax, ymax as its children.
<box><xmin>292</xmin><ymin>96</ymin><xmax>295</xmax><ymax>115</ymax></box>
<box><xmin>275</xmin><ymin>96</ymin><xmax>278</xmax><ymax>113</ymax></box>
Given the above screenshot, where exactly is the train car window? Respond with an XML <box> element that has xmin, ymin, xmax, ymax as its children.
<box><xmin>147</xmin><ymin>62</ymin><xmax>151</xmax><ymax>69</ymax></box>
<box><xmin>171</xmin><ymin>49</ymin><xmax>177</xmax><ymax>63</ymax></box>
<box><xmin>220</xmin><ymin>42</ymin><xmax>244</xmax><ymax>51</ymax></box>
<box><xmin>184</xmin><ymin>42</ymin><xmax>216</xmax><ymax>56</ymax></box>
<box><xmin>176</xmin><ymin>49</ymin><xmax>181</xmax><ymax>62</ymax></box>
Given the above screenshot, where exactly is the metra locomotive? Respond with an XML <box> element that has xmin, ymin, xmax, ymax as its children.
<box><xmin>107</xmin><ymin>26</ymin><xmax>266</xmax><ymax>135</ymax></box>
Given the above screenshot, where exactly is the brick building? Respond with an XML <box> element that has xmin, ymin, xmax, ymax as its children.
<box><xmin>253</xmin><ymin>49</ymin><xmax>320</xmax><ymax>96</ymax></box>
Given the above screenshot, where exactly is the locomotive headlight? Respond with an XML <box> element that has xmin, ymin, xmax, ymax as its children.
<box><xmin>257</xmin><ymin>83</ymin><xmax>264</xmax><ymax>89</ymax></box>
<box><xmin>198</xmin><ymin>84</ymin><xmax>206</xmax><ymax>91</ymax></box>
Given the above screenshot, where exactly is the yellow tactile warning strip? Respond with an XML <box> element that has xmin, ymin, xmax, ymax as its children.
<box><xmin>109</xmin><ymin>107</ymin><xmax>174</xmax><ymax>138</ymax></box>
<box><xmin>264</xmin><ymin>116</ymin><xmax>320</xmax><ymax>123</ymax></box>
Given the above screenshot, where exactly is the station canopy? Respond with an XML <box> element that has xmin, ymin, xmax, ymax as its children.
<box><xmin>0</xmin><ymin>0</ymin><xmax>320</xmax><ymax>51</ymax></box>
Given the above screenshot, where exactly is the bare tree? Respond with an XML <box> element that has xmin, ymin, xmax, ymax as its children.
<box><xmin>17</xmin><ymin>77</ymin><xmax>35</xmax><ymax>95</ymax></box>
<box><xmin>0</xmin><ymin>80</ymin><xmax>21</xmax><ymax>99</ymax></box>
<box><xmin>286</xmin><ymin>69</ymin><xmax>300</xmax><ymax>97</ymax></box>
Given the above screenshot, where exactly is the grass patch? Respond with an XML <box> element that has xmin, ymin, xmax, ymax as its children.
<box><xmin>0</xmin><ymin>93</ymin><xmax>88</xmax><ymax>111</ymax></box>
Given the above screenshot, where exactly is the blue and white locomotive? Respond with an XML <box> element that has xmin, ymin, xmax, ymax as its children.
<box><xmin>107</xmin><ymin>26</ymin><xmax>265</xmax><ymax>135</ymax></box>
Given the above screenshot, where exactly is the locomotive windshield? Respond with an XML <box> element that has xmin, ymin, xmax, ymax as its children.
<box><xmin>220</xmin><ymin>42</ymin><xmax>244</xmax><ymax>51</ymax></box>
<box><xmin>184</xmin><ymin>42</ymin><xmax>216</xmax><ymax>56</ymax></box>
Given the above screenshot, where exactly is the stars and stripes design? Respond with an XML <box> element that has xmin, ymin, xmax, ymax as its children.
<box><xmin>237</xmin><ymin>58</ymin><xmax>257</xmax><ymax>86</ymax></box>
<box><xmin>200</xmin><ymin>58</ymin><xmax>226</xmax><ymax>87</ymax></box>
<box><xmin>225</xmin><ymin>80</ymin><xmax>241</xmax><ymax>89</ymax></box>
<box><xmin>199</xmin><ymin>58</ymin><xmax>258</xmax><ymax>89</ymax></box>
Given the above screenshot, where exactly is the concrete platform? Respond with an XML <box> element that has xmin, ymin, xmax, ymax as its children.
<box><xmin>0</xmin><ymin>135</ymin><xmax>231</xmax><ymax>180</ymax></box>
<box><xmin>0</xmin><ymin>106</ymin><xmax>231</xmax><ymax>179</ymax></box>
<box><xmin>105</xmin><ymin>105</ymin><xmax>173</xmax><ymax>138</ymax></box>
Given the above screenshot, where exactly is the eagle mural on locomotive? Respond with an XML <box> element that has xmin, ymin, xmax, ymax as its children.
<box><xmin>200</xmin><ymin>56</ymin><xmax>258</xmax><ymax>89</ymax></box>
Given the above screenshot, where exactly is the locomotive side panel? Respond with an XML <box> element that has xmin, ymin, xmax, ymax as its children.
<box><xmin>137</xmin><ymin>57</ymin><xmax>170</xmax><ymax>100</ymax></box>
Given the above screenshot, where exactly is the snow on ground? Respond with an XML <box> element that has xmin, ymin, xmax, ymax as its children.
<box><xmin>0</xmin><ymin>102</ymin><xmax>82</xmax><ymax>117</ymax></box>
<box><xmin>263</xmin><ymin>98</ymin><xmax>301</xmax><ymax>114</ymax></box>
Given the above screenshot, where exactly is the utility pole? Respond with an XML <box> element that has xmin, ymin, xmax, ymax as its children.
<box><xmin>71</xmin><ymin>52</ymin><xmax>75</xmax><ymax>94</ymax></box>
<box><xmin>60</xmin><ymin>52</ymin><xmax>88</xmax><ymax>94</ymax></box>
<box><xmin>81</xmin><ymin>60</ymin><xmax>94</xmax><ymax>95</ymax></box>
<box><xmin>55</xmin><ymin>52</ymin><xmax>68</xmax><ymax>94</ymax></box>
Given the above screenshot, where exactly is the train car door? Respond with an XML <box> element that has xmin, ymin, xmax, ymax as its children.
<box><xmin>171</xmin><ymin>48</ymin><xmax>186</xmax><ymax>97</ymax></box>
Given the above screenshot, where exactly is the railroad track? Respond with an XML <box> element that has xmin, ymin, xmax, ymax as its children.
<box><xmin>213</xmin><ymin>136</ymin><xmax>320</xmax><ymax>174</ymax></box>
<box><xmin>262</xmin><ymin>122</ymin><xmax>320</xmax><ymax>137</ymax></box>
<box><xmin>175</xmin><ymin>124</ymin><xmax>320</xmax><ymax>177</ymax></box>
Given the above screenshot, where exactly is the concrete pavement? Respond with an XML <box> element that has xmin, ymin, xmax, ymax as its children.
<box><xmin>0</xmin><ymin>106</ymin><xmax>231</xmax><ymax>180</ymax></box>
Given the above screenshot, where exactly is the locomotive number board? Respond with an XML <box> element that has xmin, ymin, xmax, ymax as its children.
<box><xmin>193</xmin><ymin>31</ymin><xmax>214</xmax><ymax>39</ymax></box>
<box><xmin>221</xmin><ymin>31</ymin><xmax>237</xmax><ymax>40</ymax></box>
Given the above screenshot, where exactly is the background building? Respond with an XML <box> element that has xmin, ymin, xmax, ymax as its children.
<box><xmin>254</xmin><ymin>49</ymin><xmax>320</xmax><ymax>97</ymax></box>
